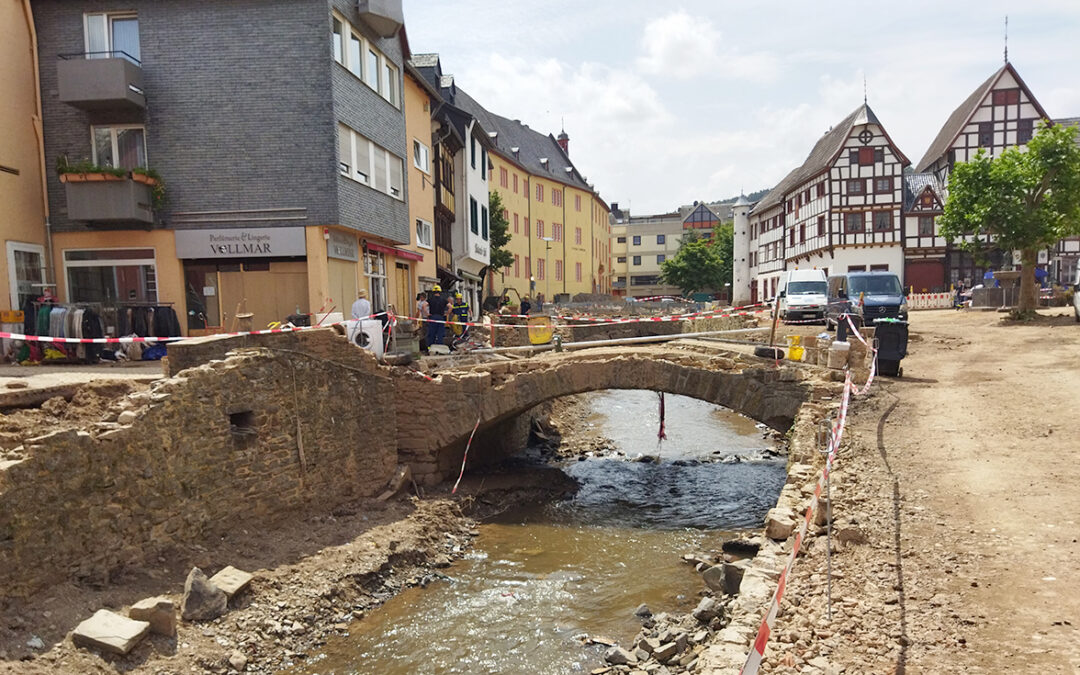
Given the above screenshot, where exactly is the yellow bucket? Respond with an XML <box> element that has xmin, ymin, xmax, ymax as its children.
<box><xmin>785</xmin><ymin>335</ymin><xmax>804</xmax><ymax>361</ymax></box>
<box><xmin>527</xmin><ymin>316</ymin><xmax>554</xmax><ymax>345</ymax></box>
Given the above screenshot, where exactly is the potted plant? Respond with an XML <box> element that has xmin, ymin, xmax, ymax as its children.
<box><xmin>131</xmin><ymin>167</ymin><xmax>166</xmax><ymax>210</ymax></box>
<box><xmin>56</xmin><ymin>157</ymin><xmax>128</xmax><ymax>183</ymax></box>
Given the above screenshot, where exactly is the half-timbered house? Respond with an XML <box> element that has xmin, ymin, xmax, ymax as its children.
<box><xmin>746</xmin><ymin>104</ymin><xmax>908</xmax><ymax>301</ymax></box>
<box><xmin>913</xmin><ymin>62</ymin><xmax>1051</xmax><ymax>286</ymax></box>
<box><xmin>901</xmin><ymin>173</ymin><xmax>948</xmax><ymax>292</ymax></box>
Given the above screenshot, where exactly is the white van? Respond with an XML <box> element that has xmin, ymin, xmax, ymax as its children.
<box><xmin>778</xmin><ymin>269</ymin><xmax>828</xmax><ymax>323</ymax></box>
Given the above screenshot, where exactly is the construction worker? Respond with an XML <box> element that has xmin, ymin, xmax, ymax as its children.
<box><xmin>450</xmin><ymin>291</ymin><xmax>470</xmax><ymax>339</ymax></box>
<box><xmin>426</xmin><ymin>284</ymin><xmax>449</xmax><ymax>349</ymax></box>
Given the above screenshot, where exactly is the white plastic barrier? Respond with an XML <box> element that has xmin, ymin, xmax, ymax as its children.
<box><xmin>907</xmin><ymin>292</ymin><xmax>953</xmax><ymax>310</ymax></box>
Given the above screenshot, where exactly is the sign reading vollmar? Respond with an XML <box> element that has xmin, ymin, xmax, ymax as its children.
<box><xmin>174</xmin><ymin>227</ymin><xmax>307</xmax><ymax>259</ymax></box>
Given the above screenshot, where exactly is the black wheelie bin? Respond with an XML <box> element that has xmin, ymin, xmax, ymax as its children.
<box><xmin>872</xmin><ymin>318</ymin><xmax>908</xmax><ymax>377</ymax></box>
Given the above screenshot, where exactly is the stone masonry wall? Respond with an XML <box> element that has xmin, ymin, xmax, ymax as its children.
<box><xmin>0</xmin><ymin>330</ymin><xmax>397</xmax><ymax>599</ymax></box>
<box><xmin>392</xmin><ymin>347</ymin><xmax>811</xmax><ymax>486</ymax></box>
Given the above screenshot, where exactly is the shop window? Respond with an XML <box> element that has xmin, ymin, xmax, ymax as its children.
<box><xmin>243</xmin><ymin>261</ymin><xmax>270</xmax><ymax>272</ymax></box>
<box><xmin>64</xmin><ymin>248</ymin><xmax>157</xmax><ymax>304</ymax></box>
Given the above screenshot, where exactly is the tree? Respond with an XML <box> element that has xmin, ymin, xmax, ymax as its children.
<box><xmin>660</xmin><ymin>236</ymin><xmax>728</xmax><ymax>295</ymax></box>
<box><xmin>488</xmin><ymin>191</ymin><xmax>514</xmax><ymax>271</ymax></box>
<box><xmin>939</xmin><ymin>122</ymin><xmax>1080</xmax><ymax>312</ymax></box>
<box><xmin>711</xmin><ymin>221</ymin><xmax>734</xmax><ymax>291</ymax></box>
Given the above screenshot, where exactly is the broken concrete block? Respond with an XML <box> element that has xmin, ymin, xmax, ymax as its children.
<box><xmin>701</xmin><ymin>565</ymin><xmax>725</xmax><ymax>592</ymax></box>
<box><xmin>210</xmin><ymin>566</ymin><xmax>254</xmax><ymax>600</ymax></box>
<box><xmin>72</xmin><ymin>609</ymin><xmax>150</xmax><ymax>655</ymax></box>
<box><xmin>181</xmin><ymin>567</ymin><xmax>227</xmax><ymax>622</ymax></box>
<box><xmin>378</xmin><ymin>464</ymin><xmax>413</xmax><ymax>501</ymax></box>
<box><xmin>723</xmin><ymin>560</ymin><xmax>748</xmax><ymax>595</ymax></box>
<box><xmin>129</xmin><ymin>596</ymin><xmax>176</xmax><ymax>636</ymax></box>
<box><xmin>764</xmin><ymin>509</ymin><xmax>796</xmax><ymax>541</ymax></box>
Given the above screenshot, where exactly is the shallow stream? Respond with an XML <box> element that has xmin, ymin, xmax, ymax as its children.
<box><xmin>301</xmin><ymin>390</ymin><xmax>786</xmax><ymax>674</ymax></box>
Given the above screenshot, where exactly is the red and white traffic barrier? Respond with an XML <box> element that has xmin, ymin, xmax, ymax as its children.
<box><xmin>740</xmin><ymin>318</ymin><xmax>876</xmax><ymax>675</ymax></box>
<box><xmin>908</xmin><ymin>292</ymin><xmax>953</xmax><ymax>310</ymax></box>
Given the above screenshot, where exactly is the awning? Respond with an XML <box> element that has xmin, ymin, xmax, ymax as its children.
<box><xmin>367</xmin><ymin>242</ymin><xmax>424</xmax><ymax>262</ymax></box>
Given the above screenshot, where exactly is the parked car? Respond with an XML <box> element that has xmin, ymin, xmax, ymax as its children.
<box><xmin>826</xmin><ymin>271</ymin><xmax>908</xmax><ymax>329</ymax></box>
<box><xmin>778</xmin><ymin>269</ymin><xmax>828</xmax><ymax>323</ymax></box>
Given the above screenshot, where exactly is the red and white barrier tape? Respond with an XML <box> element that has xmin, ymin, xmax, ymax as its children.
<box><xmin>1</xmin><ymin>301</ymin><xmax>770</xmax><ymax>347</ymax></box>
<box><xmin>740</xmin><ymin>317</ymin><xmax>877</xmax><ymax>675</ymax></box>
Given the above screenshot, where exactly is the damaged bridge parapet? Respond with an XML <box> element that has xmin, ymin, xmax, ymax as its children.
<box><xmin>392</xmin><ymin>346</ymin><xmax>825</xmax><ymax>486</ymax></box>
<box><xmin>0</xmin><ymin>328</ymin><xmax>835</xmax><ymax>602</ymax></box>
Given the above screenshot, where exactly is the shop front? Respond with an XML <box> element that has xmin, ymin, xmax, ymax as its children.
<box><xmin>177</xmin><ymin>227</ymin><xmax>309</xmax><ymax>334</ymax></box>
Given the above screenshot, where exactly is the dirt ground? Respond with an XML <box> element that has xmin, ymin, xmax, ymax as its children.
<box><xmin>757</xmin><ymin>307</ymin><xmax>1080</xmax><ymax>674</ymax></box>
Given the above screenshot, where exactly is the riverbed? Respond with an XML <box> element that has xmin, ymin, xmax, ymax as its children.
<box><xmin>300</xmin><ymin>390</ymin><xmax>786</xmax><ymax>675</ymax></box>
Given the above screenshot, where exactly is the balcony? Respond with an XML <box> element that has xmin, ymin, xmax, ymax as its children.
<box><xmin>57</xmin><ymin>53</ymin><xmax>145</xmax><ymax>112</ymax></box>
<box><xmin>436</xmin><ymin>245</ymin><xmax>453</xmax><ymax>272</ymax></box>
<box><xmin>62</xmin><ymin>173</ymin><xmax>154</xmax><ymax>225</ymax></box>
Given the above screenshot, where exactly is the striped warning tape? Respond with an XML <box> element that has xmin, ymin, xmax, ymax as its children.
<box><xmin>0</xmin><ymin>304</ymin><xmax>770</xmax><ymax>346</ymax></box>
<box><xmin>739</xmin><ymin>318</ymin><xmax>876</xmax><ymax>675</ymax></box>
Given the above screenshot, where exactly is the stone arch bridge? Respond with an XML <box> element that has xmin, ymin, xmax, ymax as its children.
<box><xmin>392</xmin><ymin>345</ymin><xmax>828</xmax><ymax>485</ymax></box>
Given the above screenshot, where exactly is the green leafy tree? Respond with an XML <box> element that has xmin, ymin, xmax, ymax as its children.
<box><xmin>488</xmin><ymin>191</ymin><xmax>514</xmax><ymax>271</ymax></box>
<box><xmin>712</xmin><ymin>221</ymin><xmax>734</xmax><ymax>290</ymax></box>
<box><xmin>939</xmin><ymin>122</ymin><xmax>1080</xmax><ymax>312</ymax></box>
<box><xmin>660</xmin><ymin>237</ymin><xmax>728</xmax><ymax>295</ymax></box>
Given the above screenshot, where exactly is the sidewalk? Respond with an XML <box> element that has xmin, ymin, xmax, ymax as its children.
<box><xmin>0</xmin><ymin>361</ymin><xmax>161</xmax><ymax>408</ymax></box>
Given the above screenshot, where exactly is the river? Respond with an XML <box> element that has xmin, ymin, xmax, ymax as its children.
<box><xmin>299</xmin><ymin>390</ymin><xmax>786</xmax><ymax>674</ymax></box>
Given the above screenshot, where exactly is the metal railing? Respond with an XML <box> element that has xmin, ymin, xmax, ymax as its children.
<box><xmin>58</xmin><ymin>50</ymin><xmax>141</xmax><ymax>66</ymax></box>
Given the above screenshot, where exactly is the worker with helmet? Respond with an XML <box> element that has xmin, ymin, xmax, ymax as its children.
<box><xmin>426</xmin><ymin>284</ymin><xmax>450</xmax><ymax>349</ymax></box>
<box><xmin>449</xmin><ymin>291</ymin><xmax>470</xmax><ymax>339</ymax></box>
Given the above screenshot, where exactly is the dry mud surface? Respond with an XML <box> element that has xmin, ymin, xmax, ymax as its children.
<box><xmin>756</xmin><ymin>308</ymin><xmax>1080</xmax><ymax>674</ymax></box>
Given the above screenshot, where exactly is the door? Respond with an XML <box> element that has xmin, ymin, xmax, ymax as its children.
<box><xmin>394</xmin><ymin>262</ymin><xmax>411</xmax><ymax>315</ymax></box>
<box><xmin>327</xmin><ymin>258</ymin><xmax>358</xmax><ymax>320</ymax></box>
<box><xmin>6</xmin><ymin>242</ymin><xmax>45</xmax><ymax>311</ymax></box>
<box><xmin>905</xmin><ymin>260</ymin><xmax>945</xmax><ymax>293</ymax></box>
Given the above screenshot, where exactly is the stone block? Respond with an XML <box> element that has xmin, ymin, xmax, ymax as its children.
<box><xmin>209</xmin><ymin>566</ymin><xmax>254</xmax><ymax>600</ymax></box>
<box><xmin>653</xmin><ymin>641</ymin><xmax>679</xmax><ymax>662</ymax></box>
<box><xmin>129</xmin><ymin>596</ymin><xmax>176</xmax><ymax>636</ymax></box>
<box><xmin>764</xmin><ymin>509</ymin><xmax>796</xmax><ymax>540</ymax></box>
<box><xmin>72</xmin><ymin>609</ymin><xmax>150</xmax><ymax>655</ymax></box>
<box><xmin>181</xmin><ymin>567</ymin><xmax>228</xmax><ymax>621</ymax></box>
<box><xmin>701</xmin><ymin>564</ymin><xmax>725</xmax><ymax>592</ymax></box>
<box><xmin>723</xmin><ymin>560</ymin><xmax>748</xmax><ymax>595</ymax></box>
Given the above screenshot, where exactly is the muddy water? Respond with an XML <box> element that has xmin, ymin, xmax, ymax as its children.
<box><xmin>302</xmin><ymin>390</ymin><xmax>785</xmax><ymax>675</ymax></box>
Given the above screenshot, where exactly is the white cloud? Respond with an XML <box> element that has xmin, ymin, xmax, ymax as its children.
<box><xmin>637</xmin><ymin>10</ymin><xmax>779</xmax><ymax>82</ymax></box>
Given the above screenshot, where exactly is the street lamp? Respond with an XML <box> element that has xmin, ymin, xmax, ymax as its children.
<box><xmin>541</xmin><ymin>236</ymin><xmax>554</xmax><ymax>306</ymax></box>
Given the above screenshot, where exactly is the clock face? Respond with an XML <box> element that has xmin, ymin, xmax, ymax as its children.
<box><xmin>858</xmin><ymin>129</ymin><xmax>874</xmax><ymax>145</ymax></box>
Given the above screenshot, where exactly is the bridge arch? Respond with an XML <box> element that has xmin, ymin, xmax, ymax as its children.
<box><xmin>392</xmin><ymin>346</ymin><xmax>819</xmax><ymax>485</ymax></box>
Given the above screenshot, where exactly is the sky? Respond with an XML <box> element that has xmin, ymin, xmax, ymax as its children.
<box><xmin>404</xmin><ymin>1</ymin><xmax>1080</xmax><ymax>214</ymax></box>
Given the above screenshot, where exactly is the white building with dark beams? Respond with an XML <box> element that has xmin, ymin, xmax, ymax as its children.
<box><xmin>912</xmin><ymin>61</ymin><xmax>1059</xmax><ymax>287</ymax></box>
<box><xmin>746</xmin><ymin>103</ymin><xmax>907</xmax><ymax>303</ymax></box>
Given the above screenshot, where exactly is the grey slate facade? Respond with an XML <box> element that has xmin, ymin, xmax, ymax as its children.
<box><xmin>34</xmin><ymin>0</ymin><xmax>409</xmax><ymax>244</ymax></box>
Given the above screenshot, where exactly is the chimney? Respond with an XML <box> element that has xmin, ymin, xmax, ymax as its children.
<box><xmin>557</xmin><ymin>130</ymin><xmax>569</xmax><ymax>155</ymax></box>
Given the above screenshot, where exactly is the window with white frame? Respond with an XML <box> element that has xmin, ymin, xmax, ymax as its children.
<box><xmin>6</xmin><ymin>242</ymin><xmax>45</xmax><ymax>310</ymax></box>
<box><xmin>85</xmin><ymin>12</ymin><xmax>140</xmax><ymax>63</ymax></box>
<box><xmin>338</xmin><ymin>124</ymin><xmax>404</xmax><ymax>200</ymax></box>
<box><xmin>331</xmin><ymin>12</ymin><xmax>400</xmax><ymax>108</ymax></box>
<box><xmin>413</xmin><ymin>140</ymin><xmax>430</xmax><ymax>173</ymax></box>
<box><xmin>91</xmin><ymin>125</ymin><xmax>146</xmax><ymax>169</ymax></box>
<box><xmin>364</xmin><ymin>249</ymin><xmax>387</xmax><ymax>312</ymax></box>
<box><xmin>416</xmin><ymin>219</ymin><xmax>433</xmax><ymax>250</ymax></box>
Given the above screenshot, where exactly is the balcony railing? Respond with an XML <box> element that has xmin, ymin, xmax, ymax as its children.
<box><xmin>57</xmin><ymin>52</ymin><xmax>145</xmax><ymax>111</ymax></box>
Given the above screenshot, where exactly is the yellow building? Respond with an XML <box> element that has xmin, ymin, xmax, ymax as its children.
<box><xmin>452</xmin><ymin>90</ymin><xmax>610</xmax><ymax>304</ymax></box>
<box><xmin>1</xmin><ymin>0</ymin><xmax>49</xmax><ymax>314</ymax></box>
<box><xmin>402</xmin><ymin>64</ymin><xmax>439</xmax><ymax>302</ymax></box>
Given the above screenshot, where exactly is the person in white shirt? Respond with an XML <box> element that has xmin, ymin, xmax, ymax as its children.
<box><xmin>350</xmin><ymin>289</ymin><xmax>372</xmax><ymax>320</ymax></box>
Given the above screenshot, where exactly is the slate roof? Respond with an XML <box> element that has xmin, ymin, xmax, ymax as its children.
<box><xmin>451</xmin><ymin>86</ymin><xmax>593</xmax><ymax>192</ymax></box>
<box><xmin>754</xmin><ymin>104</ymin><xmax>883</xmax><ymax>213</ymax></box>
<box><xmin>902</xmin><ymin>172</ymin><xmax>944</xmax><ymax>211</ymax></box>
<box><xmin>914</xmin><ymin>67</ymin><xmax>1003</xmax><ymax>173</ymax></box>
<box><xmin>1055</xmin><ymin>117</ymin><xmax>1080</xmax><ymax>148</ymax></box>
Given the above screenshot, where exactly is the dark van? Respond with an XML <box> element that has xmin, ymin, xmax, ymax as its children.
<box><xmin>826</xmin><ymin>271</ymin><xmax>908</xmax><ymax>329</ymax></box>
